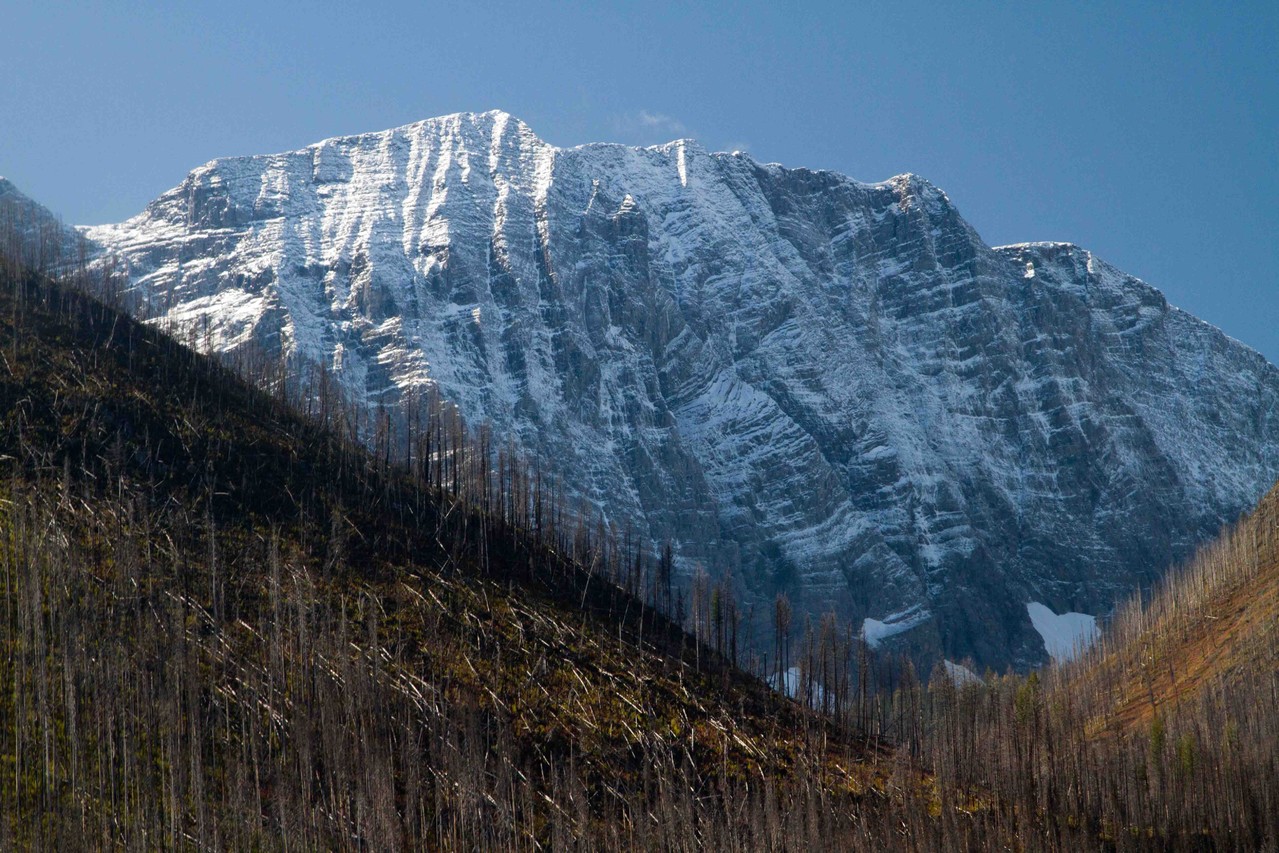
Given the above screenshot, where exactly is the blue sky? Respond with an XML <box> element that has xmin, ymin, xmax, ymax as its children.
<box><xmin>3</xmin><ymin>1</ymin><xmax>1276</xmax><ymax>361</ymax></box>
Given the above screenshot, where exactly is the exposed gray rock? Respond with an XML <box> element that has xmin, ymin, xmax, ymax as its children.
<box><xmin>81</xmin><ymin>111</ymin><xmax>1279</xmax><ymax>669</ymax></box>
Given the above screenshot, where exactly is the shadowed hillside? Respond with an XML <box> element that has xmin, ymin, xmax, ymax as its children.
<box><xmin>0</xmin><ymin>224</ymin><xmax>919</xmax><ymax>849</ymax></box>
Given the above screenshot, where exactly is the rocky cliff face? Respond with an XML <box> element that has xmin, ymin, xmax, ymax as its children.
<box><xmin>81</xmin><ymin>111</ymin><xmax>1279</xmax><ymax>668</ymax></box>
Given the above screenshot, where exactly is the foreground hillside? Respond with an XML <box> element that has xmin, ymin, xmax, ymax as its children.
<box><xmin>0</xmin><ymin>238</ymin><xmax>944</xmax><ymax>849</ymax></box>
<box><xmin>83</xmin><ymin>111</ymin><xmax>1279</xmax><ymax>670</ymax></box>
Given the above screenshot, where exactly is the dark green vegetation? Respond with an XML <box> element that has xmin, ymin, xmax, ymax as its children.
<box><xmin>0</xmin><ymin>210</ymin><xmax>1276</xmax><ymax>850</ymax></box>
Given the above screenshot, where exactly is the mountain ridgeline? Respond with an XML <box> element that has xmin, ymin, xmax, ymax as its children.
<box><xmin>81</xmin><ymin>111</ymin><xmax>1279</xmax><ymax>669</ymax></box>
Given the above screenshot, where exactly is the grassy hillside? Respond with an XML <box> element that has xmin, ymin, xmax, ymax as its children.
<box><xmin>903</xmin><ymin>479</ymin><xmax>1279</xmax><ymax>849</ymax></box>
<box><xmin>1079</xmin><ymin>482</ymin><xmax>1279</xmax><ymax>734</ymax></box>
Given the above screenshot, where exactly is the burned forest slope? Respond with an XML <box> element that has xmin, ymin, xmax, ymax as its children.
<box><xmin>0</xmin><ymin>259</ymin><xmax>890</xmax><ymax>849</ymax></box>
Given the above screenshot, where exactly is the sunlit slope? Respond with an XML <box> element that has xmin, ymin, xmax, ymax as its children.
<box><xmin>1076</xmin><ymin>481</ymin><xmax>1279</xmax><ymax>733</ymax></box>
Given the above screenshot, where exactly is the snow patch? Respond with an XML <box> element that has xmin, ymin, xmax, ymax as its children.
<box><xmin>1026</xmin><ymin>602</ymin><xmax>1098</xmax><ymax>663</ymax></box>
<box><xmin>769</xmin><ymin>666</ymin><xmax>801</xmax><ymax>699</ymax></box>
<box><xmin>768</xmin><ymin>667</ymin><xmax>828</xmax><ymax>707</ymax></box>
<box><xmin>942</xmin><ymin>660</ymin><xmax>982</xmax><ymax>686</ymax></box>
<box><xmin>861</xmin><ymin>607</ymin><xmax>930</xmax><ymax>649</ymax></box>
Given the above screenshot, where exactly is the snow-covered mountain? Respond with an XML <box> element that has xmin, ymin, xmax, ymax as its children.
<box><xmin>80</xmin><ymin>111</ymin><xmax>1279</xmax><ymax>668</ymax></box>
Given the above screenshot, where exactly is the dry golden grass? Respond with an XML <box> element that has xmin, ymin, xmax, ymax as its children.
<box><xmin>1073</xmin><ymin>483</ymin><xmax>1279</xmax><ymax>735</ymax></box>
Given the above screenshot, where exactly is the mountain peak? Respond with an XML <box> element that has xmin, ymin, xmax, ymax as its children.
<box><xmin>409</xmin><ymin>108</ymin><xmax>532</xmax><ymax>133</ymax></box>
<box><xmin>885</xmin><ymin>171</ymin><xmax>951</xmax><ymax>204</ymax></box>
<box><xmin>322</xmin><ymin>109</ymin><xmax>545</xmax><ymax>152</ymax></box>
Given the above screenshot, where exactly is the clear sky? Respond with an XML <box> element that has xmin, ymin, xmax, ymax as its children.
<box><xmin>3</xmin><ymin>1</ymin><xmax>1276</xmax><ymax>362</ymax></box>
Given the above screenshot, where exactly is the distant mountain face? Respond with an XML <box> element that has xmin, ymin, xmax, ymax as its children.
<box><xmin>0</xmin><ymin>177</ymin><xmax>86</xmax><ymax>269</ymax></box>
<box><xmin>79</xmin><ymin>111</ymin><xmax>1279</xmax><ymax>668</ymax></box>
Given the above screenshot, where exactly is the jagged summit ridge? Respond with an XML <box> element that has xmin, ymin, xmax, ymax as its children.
<box><xmin>80</xmin><ymin>113</ymin><xmax>1279</xmax><ymax>668</ymax></box>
